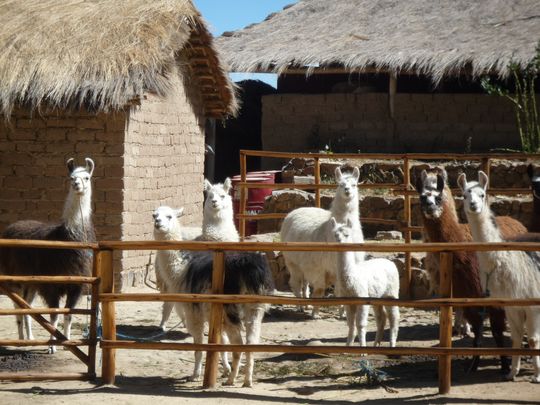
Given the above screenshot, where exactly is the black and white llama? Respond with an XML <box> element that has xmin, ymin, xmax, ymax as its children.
<box><xmin>0</xmin><ymin>158</ymin><xmax>96</xmax><ymax>353</ymax></box>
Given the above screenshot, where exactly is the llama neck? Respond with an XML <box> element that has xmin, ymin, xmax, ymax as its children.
<box><xmin>62</xmin><ymin>188</ymin><xmax>92</xmax><ymax>232</ymax></box>
<box><xmin>202</xmin><ymin>209</ymin><xmax>234</xmax><ymax>230</ymax></box>
<box><xmin>467</xmin><ymin>205</ymin><xmax>503</xmax><ymax>244</ymax></box>
<box><xmin>337</xmin><ymin>249</ymin><xmax>359</xmax><ymax>291</ymax></box>
<box><xmin>330</xmin><ymin>195</ymin><xmax>359</xmax><ymax>225</ymax></box>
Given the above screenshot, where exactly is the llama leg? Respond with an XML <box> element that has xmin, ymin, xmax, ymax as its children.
<box><xmin>64</xmin><ymin>287</ymin><xmax>82</xmax><ymax>342</ymax></box>
<box><xmin>526</xmin><ymin>314</ymin><xmax>540</xmax><ymax>383</ymax></box>
<box><xmin>220</xmin><ymin>332</ymin><xmax>231</xmax><ymax>377</ymax></box>
<box><xmin>159</xmin><ymin>301</ymin><xmax>174</xmax><ymax>331</ymax></box>
<box><xmin>184</xmin><ymin>308</ymin><xmax>205</xmax><ymax>382</ymax></box>
<box><xmin>505</xmin><ymin>310</ymin><xmax>525</xmax><ymax>381</ymax></box>
<box><xmin>488</xmin><ymin>306</ymin><xmax>511</xmax><ymax>374</ymax></box>
<box><xmin>287</xmin><ymin>265</ymin><xmax>305</xmax><ymax>312</ymax></box>
<box><xmin>373</xmin><ymin>305</ymin><xmax>386</xmax><ymax>347</ymax></box>
<box><xmin>310</xmin><ymin>286</ymin><xmax>325</xmax><ymax>319</ymax></box>
<box><xmin>46</xmin><ymin>295</ymin><xmax>62</xmax><ymax>354</ymax></box>
<box><xmin>19</xmin><ymin>287</ymin><xmax>36</xmax><ymax>340</ymax></box>
<box><xmin>463</xmin><ymin>309</ymin><xmax>482</xmax><ymax>373</ymax></box>
<box><xmin>345</xmin><ymin>305</ymin><xmax>357</xmax><ymax>346</ymax></box>
<box><xmin>222</xmin><ymin>321</ymin><xmax>243</xmax><ymax>386</ymax></box>
<box><xmin>387</xmin><ymin>305</ymin><xmax>400</xmax><ymax>348</ymax></box>
<box><xmin>356</xmin><ymin>305</ymin><xmax>370</xmax><ymax>354</ymax></box>
<box><xmin>242</xmin><ymin>305</ymin><xmax>265</xmax><ymax>387</ymax></box>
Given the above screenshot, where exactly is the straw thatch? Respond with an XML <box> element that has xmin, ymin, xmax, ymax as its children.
<box><xmin>0</xmin><ymin>0</ymin><xmax>237</xmax><ymax>118</ymax></box>
<box><xmin>217</xmin><ymin>0</ymin><xmax>540</xmax><ymax>81</ymax></box>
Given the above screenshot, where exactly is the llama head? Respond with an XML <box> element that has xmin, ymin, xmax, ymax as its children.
<box><xmin>66</xmin><ymin>157</ymin><xmax>94</xmax><ymax>195</ymax></box>
<box><xmin>528</xmin><ymin>164</ymin><xmax>540</xmax><ymax>200</ymax></box>
<box><xmin>415</xmin><ymin>169</ymin><xmax>446</xmax><ymax>219</ymax></box>
<box><xmin>152</xmin><ymin>206</ymin><xmax>184</xmax><ymax>236</ymax></box>
<box><xmin>458</xmin><ymin>171</ymin><xmax>489</xmax><ymax>215</ymax></box>
<box><xmin>334</xmin><ymin>166</ymin><xmax>360</xmax><ymax>202</ymax></box>
<box><xmin>203</xmin><ymin>178</ymin><xmax>233</xmax><ymax>215</ymax></box>
<box><xmin>327</xmin><ymin>217</ymin><xmax>354</xmax><ymax>243</ymax></box>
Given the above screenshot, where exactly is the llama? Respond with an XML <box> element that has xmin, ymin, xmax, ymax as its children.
<box><xmin>415</xmin><ymin>168</ymin><xmax>526</xmax><ymax>373</ymax></box>
<box><xmin>327</xmin><ymin>217</ymin><xmax>400</xmax><ymax>348</ymax></box>
<box><xmin>527</xmin><ymin>164</ymin><xmax>540</xmax><ymax>232</ymax></box>
<box><xmin>0</xmin><ymin>158</ymin><xmax>96</xmax><ymax>353</ymax></box>
<box><xmin>458</xmin><ymin>170</ymin><xmax>540</xmax><ymax>382</ymax></box>
<box><xmin>280</xmin><ymin>166</ymin><xmax>364</xmax><ymax>318</ymax></box>
<box><xmin>177</xmin><ymin>251</ymin><xmax>274</xmax><ymax>387</ymax></box>
<box><xmin>152</xmin><ymin>206</ymin><xmax>192</xmax><ymax>331</ymax></box>
<box><xmin>199</xmin><ymin>178</ymin><xmax>239</xmax><ymax>242</ymax></box>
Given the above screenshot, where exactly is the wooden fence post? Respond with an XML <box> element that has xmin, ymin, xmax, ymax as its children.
<box><xmin>240</xmin><ymin>153</ymin><xmax>247</xmax><ymax>241</ymax></box>
<box><xmin>98</xmin><ymin>249</ymin><xmax>116</xmax><ymax>385</ymax></box>
<box><xmin>203</xmin><ymin>250</ymin><xmax>226</xmax><ymax>389</ymax></box>
<box><xmin>87</xmin><ymin>248</ymin><xmax>100</xmax><ymax>378</ymax></box>
<box><xmin>438</xmin><ymin>251</ymin><xmax>453</xmax><ymax>394</ymax></box>
<box><xmin>315</xmin><ymin>157</ymin><xmax>321</xmax><ymax>208</ymax></box>
<box><xmin>403</xmin><ymin>156</ymin><xmax>412</xmax><ymax>298</ymax></box>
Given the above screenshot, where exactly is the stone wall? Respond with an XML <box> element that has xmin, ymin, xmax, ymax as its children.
<box><xmin>119</xmin><ymin>73</ymin><xmax>206</xmax><ymax>289</ymax></box>
<box><xmin>0</xmin><ymin>107</ymin><xmax>126</xmax><ymax>240</ymax></box>
<box><xmin>261</xmin><ymin>93</ymin><xmax>523</xmax><ymax>170</ymax></box>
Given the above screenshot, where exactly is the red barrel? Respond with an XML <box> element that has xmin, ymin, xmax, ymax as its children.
<box><xmin>232</xmin><ymin>172</ymin><xmax>275</xmax><ymax>236</ymax></box>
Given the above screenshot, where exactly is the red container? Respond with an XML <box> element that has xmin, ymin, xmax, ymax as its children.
<box><xmin>231</xmin><ymin>172</ymin><xmax>276</xmax><ymax>236</ymax></box>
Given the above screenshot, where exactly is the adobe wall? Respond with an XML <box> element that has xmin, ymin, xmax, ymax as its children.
<box><xmin>0</xmin><ymin>107</ymin><xmax>126</xmax><ymax>240</ymax></box>
<box><xmin>119</xmin><ymin>73</ymin><xmax>206</xmax><ymax>289</ymax></box>
<box><xmin>261</xmin><ymin>93</ymin><xmax>522</xmax><ymax>169</ymax></box>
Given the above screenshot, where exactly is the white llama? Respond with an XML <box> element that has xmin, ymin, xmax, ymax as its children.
<box><xmin>0</xmin><ymin>158</ymin><xmax>96</xmax><ymax>353</ymax></box>
<box><xmin>152</xmin><ymin>206</ymin><xmax>190</xmax><ymax>331</ymax></box>
<box><xmin>199</xmin><ymin>178</ymin><xmax>239</xmax><ymax>242</ymax></box>
<box><xmin>458</xmin><ymin>171</ymin><xmax>540</xmax><ymax>383</ymax></box>
<box><xmin>327</xmin><ymin>217</ymin><xmax>400</xmax><ymax>347</ymax></box>
<box><xmin>280</xmin><ymin>166</ymin><xmax>364</xmax><ymax>318</ymax></box>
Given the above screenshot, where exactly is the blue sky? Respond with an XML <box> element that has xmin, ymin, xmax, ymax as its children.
<box><xmin>193</xmin><ymin>0</ymin><xmax>297</xmax><ymax>87</ymax></box>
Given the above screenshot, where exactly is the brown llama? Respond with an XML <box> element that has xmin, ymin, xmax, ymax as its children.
<box><xmin>415</xmin><ymin>168</ymin><xmax>526</xmax><ymax>374</ymax></box>
<box><xmin>0</xmin><ymin>158</ymin><xmax>96</xmax><ymax>353</ymax></box>
<box><xmin>527</xmin><ymin>163</ymin><xmax>540</xmax><ymax>232</ymax></box>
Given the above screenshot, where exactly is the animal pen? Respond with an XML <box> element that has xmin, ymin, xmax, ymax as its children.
<box><xmin>1</xmin><ymin>152</ymin><xmax>540</xmax><ymax>395</ymax></box>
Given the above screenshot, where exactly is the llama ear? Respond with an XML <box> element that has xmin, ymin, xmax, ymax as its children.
<box><xmin>223</xmin><ymin>178</ymin><xmax>232</xmax><ymax>193</ymax></box>
<box><xmin>528</xmin><ymin>163</ymin><xmax>534</xmax><ymax>179</ymax></box>
<box><xmin>346</xmin><ymin>218</ymin><xmax>353</xmax><ymax>228</ymax></box>
<box><xmin>436</xmin><ymin>174</ymin><xmax>445</xmax><ymax>192</ymax></box>
<box><xmin>439</xmin><ymin>168</ymin><xmax>448</xmax><ymax>184</ymax></box>
<box><xmin>352</xmin><ymin>166</ymin><xmax>360</xmax><ymax>182</ymax></box>
<box><xmin>478</xmin><ymin>171</ymin><xmax>489</xmax><ymax>190</ymax></box>
<box><xmin>335</xmin><ymin>167</ymin><xmax>343</xmax><ymax>181</ymax></box>
<box><xmin>204</xmin><ymin>179</ymin><xmax>212</xmax><ymax>192</ymax></box>
<box><xmin>67</xmin><ymin>158</ymin><xmax>75</xmax><ymax>174</ymax></box>
<box><xmin>329</xmin><ymin>217</ymin><xmax>338</xmax><ymax>228</ymax></box>
<box><xmin>457</xmin><ymin>173</ymin><xmax>467</xmax><ymax>192</ymax></box>
<box><xmin>414</xmin><ymin>170</ymin><xmax>427</xmax><ymax>192</ymax></box>
<box><xmin>85</xmin><ymin>158</ymin><xmax>95</xmax><ymax>176</ymax></box>
<box><xmin>175</xmin><ymin>207</ymin><xmax>185</xmax><ymax>218</ymax></box>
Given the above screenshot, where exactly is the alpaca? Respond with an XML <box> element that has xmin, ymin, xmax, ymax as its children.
<box><xmin>0</xmin><ymin>158</ymin><xmax>96</xmax><ymax>353</ymax></box>
<box><xmin>527</xmin><ymin>164</ymin><xmax>540</xmax><ymax>232</ymax></box>
<box><xmin>152</xmin><ymin>206</ymin><xmax>192</xmax><ymax>331</ymax></box>
<box><xmin>327</xmin><ymin>217</ymin><xmax>399</xmax><ymax>348</ymax></box>
<box><xmin>416</xmin><ymin>168</ymin><xmax>521</xmax><ymax>373</ymax></box>
<box><xmin>280</xmin><ymin>166</ymin><xmax>364</xmax><ymax>318</ymax></box>
<box><xmin>458</xmin><ymin>170</ymin><xmax>540</xmax><ymax>382</ymax></box>
<box><xmin>199</xmin><ymin>178</ymin><xmax>239</xmax><ymax>242</ymax></box>
<box><xmin>176</xmin><ymin>251</ymin><xmax>274</xmax><ymax>387</ymax></box>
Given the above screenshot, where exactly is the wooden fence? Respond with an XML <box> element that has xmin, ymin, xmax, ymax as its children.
<box><xmin>96</xmin><ymin>239</ymin><xmax>540</xmax><ymax>395</ymax></box>
<box><xmin>0</xmin><ymin>239</ymin><xmax>100</xmax><ymax>382</ymax></box>
<box><xmin>237</xmin><ymin>150</ymin><xmax>540</xmax><ymax>297</ymax></box>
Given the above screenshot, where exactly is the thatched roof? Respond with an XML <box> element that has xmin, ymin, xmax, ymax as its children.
<box><xmin>217</xmin><ymin>0</ymin><xmax>540</xmax><ymax>80</ymax></box>
<box><xmin>0</xmin><ymin>0</ymin><xmax>237</xmax><ymax>118</ymax></box>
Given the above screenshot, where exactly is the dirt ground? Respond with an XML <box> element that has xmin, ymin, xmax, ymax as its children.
<box><xmin>1</xmin><ymin>286</ymin><xmax>540</xmax><ymax>405</ymax></box>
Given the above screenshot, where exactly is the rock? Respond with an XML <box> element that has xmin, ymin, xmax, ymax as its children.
<box><xmin>375</xmin><ymin>230</ymin><xmax>403</xmax><ymax>241</ymax></box>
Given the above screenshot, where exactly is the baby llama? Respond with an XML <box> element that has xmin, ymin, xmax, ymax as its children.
<box><xmin>280</xmin><ymin>166</ymin><xmax>364</xmax><ymax>318</ymax></box>
<box><xmin>415</xmin><ymin>168</ymin><xmax>528</xmax><ymax>373</ymax></box>
<box><xmin>327</xmin><ymin>217</ymin><xmax>400</xmax><ymax>348</ymax></box>
<box><xmin>0</xmin><ymin>158</ymin><xmax>96</xmax><ymax>353</ymax></box>
<box><xmin>458</xmin><ymin>171</ymin><xmax>540</xmax><ymax>382</ymax></box>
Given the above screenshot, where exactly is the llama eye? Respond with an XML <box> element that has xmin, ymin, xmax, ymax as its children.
<box><xmin>435</xmin><ymin>196</ymin><xmax>442</xmax><ymax>203</ymax></box>
<box><xmin>166</xmin><ymin>215</ymin><xmax>172</xmax><ymax>220</ymax></box>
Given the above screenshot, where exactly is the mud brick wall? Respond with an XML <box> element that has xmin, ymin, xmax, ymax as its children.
<box><xmin>261</xmin><ymin>93</ymin><xmax>522</xmax><ymax>170</ymax></box>
<box><xmin>0</xmin><ymin>107</ymin><xmax>126</xmax><ymax>240</ymax></box>
<box><xmin>119</xmin><ymin>75</ymin><xmax>206</xmax><ymax>289</ymax></box>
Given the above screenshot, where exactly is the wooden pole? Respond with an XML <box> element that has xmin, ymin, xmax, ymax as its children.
<box><xmin>314</xmin><ymin>157</ymin><xmax>321</xmax><ymax>207</ymax></box>
<box><xmin>87</xmin><ymin>249</ymin><xmax>100</xmax><ymax>379</ymax></box>
<box><xmin>403</xmin><ymin>157</ymin><xmax>412</xmax><ymax>298</ymax></box>
<box><xmin>239</xmin><ymin>152</ymin><xmax>247</xmax><ymax>241</ymax></box>
<box><xmin>438</xmin><ymin>252</ymin><xmax>453</xmax><ymax>394</ymax></box>
<box><xmin>99</xmin><ymin>249</ymin><xmax>116</xmax><ymax>385</ymax></box>
<box><xmin>203</xmin><ymin>250</ymin><xmax>226</xmax><ymax>389</ymax></box>
<box><xmin>481</xmin><ymin>157</ymin><xmax>491</xmax><ymax>181</ymax></box>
